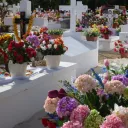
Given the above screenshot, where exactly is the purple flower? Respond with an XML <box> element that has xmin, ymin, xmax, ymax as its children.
<box><xmin>26</xmin><ymin>35</ymin><xmax>40</xmax><ymax>47</ymax></box>
<box><xmin>112</xmin><ymin>75</ymin><xmax>128</xmax><ymax>86</ymax></box>
<box><xmin>56</xmin><ymin>96</ymin><xmax>78</xmax><ymax>118</ymax></box>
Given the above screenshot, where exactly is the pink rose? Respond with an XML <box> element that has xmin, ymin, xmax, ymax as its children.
<box><xmin>104</xmin><ymin>59</ymin><xmax>109</xmax><ymax>67</ymax></box>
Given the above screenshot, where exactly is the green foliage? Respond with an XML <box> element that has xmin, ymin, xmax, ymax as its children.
<box><xmin>48</xmin><ymin>29</ymin><xmax>63</xmax><ymax>35</ymax></box>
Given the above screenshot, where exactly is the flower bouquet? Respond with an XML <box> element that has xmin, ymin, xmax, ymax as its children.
<box><xmin>0</xmin><ymin>34</ymin><xmax>14</xmax><ymax>71</ymax></box>
<box><xmin>41</xmin><ymin>59</ymin><xmax>128</xmax><ymax>128</ymax></box>
<box><xmin>38</xmin><ymin>37</ymin><xmax>68</xmax><ymax>69</ymax></box>
<box><xmin>100</xmin><ymin>26</ymin><xmax>112</xmax><ymax>39</ymax></box>
<box><xmin>114</xmin><ymin>40</ymin><xmax>128</xmax><ymax>58</ymax></box>
<box><xmin>116</xmin><ymin>27</ymin><xmax>121</xmax><ymax>36</ymax></box>
<box><xmin>6</xmin><ymin>40</ymin><xmax>36</xmax><ymax>77</ymax></box>
<box><xmin>48</xmin><ymin>29</ymin><xmax>63</xmax><ymax>39</ymax></box>
<box><xmin>83</xmin><ymin>25</ymin><xmax>100</xmax><ymax>41</ymax></box>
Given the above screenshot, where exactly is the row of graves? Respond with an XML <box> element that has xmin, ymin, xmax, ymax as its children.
<box><xmin>0</xmin><ymin>0</ymin><xmax>97</xmax><ymax>128</ymax></box>
<box><xmin>0</xmin><ymin>0</ymin><xmax>128</xmax><ymax>127</ymax></box>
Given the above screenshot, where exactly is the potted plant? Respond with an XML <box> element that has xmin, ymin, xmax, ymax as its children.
<box><xmin>38</xmin><ymin>38</ymin><xmax>68</xmax><ymax>69</ymax></box>
<box><xmin>114</xmin><ymin>40</ymin><xmax>128</xmax><ymax>58</ymax></box>
<box><xmin>7</xmin><ymin>41</ymin><xmax>36</xmax><ymax>78</ymax></box>
<box><xmin>116</xmin><ymin>27</ymin><xmax>121</xmax><ymax>36</ymax></box>
<box><xmin>48</xmin><ymin>29</ymin><xmax>63</xmax><ymax>39</ymax></box>
<box><xmin>83</xmin><ymin>27</ymin><xmax>100</xmax><ymax>41</ymax></box>
<box><xmin>0</xmin><ymin>34</ymin><xmax>14</xmax><ymax>71</ymax></box>
<box><xmin>100</xmin><ymin>26</ymin><xmax>112</xmax><ymax>39</ymax></box>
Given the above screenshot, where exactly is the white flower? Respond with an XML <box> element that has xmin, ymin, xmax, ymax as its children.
<box><xmin>41</xmin><ymin>46</ymin><xmax>47</xmax><ymax>50</ymax></box>
<box><xmin>63</xmin><ymin>47</ymin><xmax>67</xmax><ymax>51</ymax></box>
<box><xmin>50</xmin><ymin>39</ymin><xmax>54</xmax><ymax>44</ymax></box>
<box><xmin>43</xmin><ymin>41</ymin><xmax>46</xmax><ymax>45</ymax></box>
<box><xmin>54</xmin><ymin>44</ymin><xmax>57</xmax><ymax>49</ymax></box>
<box><xmin>48</xmin><ymin>44</ymin><xmax>52</xmax><ymax>49</ymax></box>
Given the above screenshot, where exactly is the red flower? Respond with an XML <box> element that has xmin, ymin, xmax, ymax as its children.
<box><xmin>114</xmin><ymin>48</ymin><xmax>118</xmax><ymax>52</ymax></box>
<box><xmin>15</xmin><ymin>42</ymin><xmax>24</xmax><ymax>48</ymax></box>
<box><xmin>16</xmin><ymin>55</ymin><xmax>24</xmax><ymax>63</ymax></box>
<box><xmin>119</xmin><ymin>44</ymin><xmax>123</xmax><ymax>47</ymax></box>
<box><xmin>47</xmin><ymin>121</ymin><xmax>56</xmax><ymax>128</ymax></box>
<box><xmin>119</xmin><ymin>47</ymin><xmax>125</xmax><ymax>54</ymax></box>
<box><xmin>41</xmin><ymin>118</ymin><xmax>48</xmax><ymax>127</ymax></box>
<box><xmin>26</xmin><ymin>48</ymin><xmax>36</xmax><ymax>58</ymax></box>
<box><xmin>114</xmin><ymin>42</ymin><xmax>118</xmax><ymax>46</ymax></box>
<box><xmin>13</xmin><ymin>51</ymin><xmax>18</xmax><ymax>57</ymax></box>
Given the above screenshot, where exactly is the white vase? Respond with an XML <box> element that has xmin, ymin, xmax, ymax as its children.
<box><xmin>45</xmin><ymin>55</ymin><xmax>61</xmax><ymax>69</ymax></box>
<box><xmin>8</xmin><ymin>62</ymin><xmax>27</xmax><ymax>78</ymax></box>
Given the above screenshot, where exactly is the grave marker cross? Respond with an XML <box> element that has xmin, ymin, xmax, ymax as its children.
<box><xmin>15</xmin><ymin>12</ymin><xmax>29</xmax><ymax>38</ymax></box>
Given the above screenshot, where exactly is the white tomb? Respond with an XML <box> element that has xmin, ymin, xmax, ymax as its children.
<box><xmin>59</xmin><ymin>0</ymin><xmax>98</xmax><ymax>75</ymax></box>
<box><xmin>98</xmin><ymin>36</ymin><xmax>119</xmax><ymax>51</ymax></box>
<box><xmin>59</xmin><ymin>0</ymin><xmax>88</xmax><ymax>24</ymax></box>
<box><xmin>120</xmin><ymin>25</ymin><xmax>128</xmax><ymax>41</ymax></box>
<box><xmin>4</xmin><ymin>0</ymin><xmax>48</xmax><ymax>28</ymax></box>
<box><xmin>0</xmin><ymin>62</ymin><xmax>76</xmax><ymax>128</ymax></box>
<box><xmin>8</xmin><ymin>4</ymin><xmax>20</xmax><ymax>14</ymax></box>
<box><xmin>62</xmin><ymin>31</ymin><xmax>98</xmax><ymax>75</ymax></box>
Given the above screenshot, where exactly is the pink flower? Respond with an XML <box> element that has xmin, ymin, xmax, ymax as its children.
<box><xmin>104</xmin><ymin>59</ymin><xmax>109</xmax><ymax>67</ymax></box>
<box><xmin>43</xmin><ymin>97</ymin><xmax>60</xmax><ymax>114</ymax></box>
<box><xmin>75</xmin><ymin>74</ymin><xmax>96</xmax><ymax>93</ymax></box>
<box><xmin>105</xmin><ymin>80</ymin><xmax>125</xmax><ymax>95</ymax></box>
<box><xmin>100</xmin><ymin>114</ymin><xmax>125</xmax><ymax>128</ymax></box>
<box><xmin>61</xmin><ymin>121</ymin><xmax>83</xmax><ymax>128</ymax></box>
<box><xmin>70</xmin><ymin>105</ymin><xmax>90</xmax><ymax>123</ymax></box>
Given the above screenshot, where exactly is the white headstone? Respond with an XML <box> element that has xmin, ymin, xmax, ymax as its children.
<box><xmin>59</xmin><ymin>0</ymin><xmax>87</xmax><ymax>32</ymax></box>
<box><xmin>115</xmin><ymin>5</ymin><xmax>119</xmax><ymax>9</ymax></box>
<box><xmin>120</xmin><ymin>25</ymin><xmax>128</xmax><ymax>41</ymax></box>
<box><xmin>4</xmin><ymin>0</ymin><xmax>48</xmax><ymax>31</ymax></box>
<box><xmin>76</xmin><ymin>1</ymin><xmax>88</xmax><ymax>20</ymax></box>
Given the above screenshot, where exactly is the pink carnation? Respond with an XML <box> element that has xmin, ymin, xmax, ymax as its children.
<box><xmin>75</xmin><ymin>74</ymin><xmax>96</xmax><ymax>93</ymax></box>
<box><xmin>43</xmin><ymin>96</ymin><xmax>60</xmax><ymax>114</ymax></box>
<box><xmin>61</xmin><ymin>121</ymin><xmax>83</xmax><ymax>128</ymax></box>
<box><xmin>70</xmin><ymin>105</ymin><xmax>90</xmax><ymax>123</ymax></box>
<box><xmin>100</xmin><ymin>114</ymin><xmax>125</xmax><ymax>128</ymax></box>
<box><xmin>105</xmin><ymin>80</ymin><xmax>125</xmax><ymax>94</ymax></box>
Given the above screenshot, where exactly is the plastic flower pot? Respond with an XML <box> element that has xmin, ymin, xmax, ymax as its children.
<box><xmin>8</xmin><ymin>62</ymin><xmax>27</xmax><ymax>78</ymax></box>
<box><xmin>50</xmin><ymin>35</ymin><xmax>62</xmax><ymax>39</ymax></box>
<box><xmin>103</xmin><ymin>34</ymin><xmax>109</xmax><ymax>39</ymax></box>
<box><xmin>45</xmin><ymin>55</ymin><xmax>61</xmax><ymax>69</ymax></box>
<box><xmin>86</xmin><ymin>36</ymin><xmax>98</xmax><ymax>41</ymax></box>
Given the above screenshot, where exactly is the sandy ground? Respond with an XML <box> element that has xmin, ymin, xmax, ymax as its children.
<box><xmin>14</xmin><ymin>51</ymin><xmax>121</xmax><ymax>128</ymax></box>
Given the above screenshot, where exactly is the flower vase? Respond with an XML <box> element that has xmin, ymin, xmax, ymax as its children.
<box><xmin>86</xmin><ymin>36</ymin><xmax>98</xmax><ymax>41</ymax></box>
<box><xmin>51</xmin><ymin>35</ymin><xmax>62</xmax><ymax>39</ymax></box>
<box><xmin>120</xmin><ymin>52</ymin><xmax>128</xmax><ymax>58</ymax></box>
<box><xmin>8</xmin><ymin>62</ymin><xmax>27</xmax><ymax>78</ymax></box>
<box><xmin>45</xmin><ymin>55</ymin><xmax>61</xmax><ymax>69</ymax></box>
<box><xmin>103</xmin><ymin>34</ymin><xmax>109</xmax><ymax>39</ymax></box>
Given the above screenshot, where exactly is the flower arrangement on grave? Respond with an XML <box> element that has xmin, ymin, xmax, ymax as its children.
<box><xmin>41</xmin><ymin>59</ymin><xmax>128</xmax><ymax>128</ymax></box>
<box><xmin>38</xmin><ymin>37</ymin><xmax>68</xmax><ymax>69</ymax></box>
<box><xmin>0</xmin><ymin>34</ymin><xmax>14</xmax><ymax>71</ymax></box>
<box><xmin>48</xmin><ymin>29</ymin><xmax>63</xmax><ymax>39</ymax></box>
<box><xmin>116</xmin><ymin>27</ymin><xmax>121</xmax><ymax>36</ymax></box>
<box><xmin>114</xmin><ymin>40</ymin><xmax>128</xmax><ymax>58</ymax></box>
<box><xmin>100</xmin><ymin>26</ymin><xmax>112</xmax><ymax>39</ymax></box>
<box><xmin>6</xmin><ymin>40</ymin><xmax>36</xmax><ymax>77</ymax></box>
<box><xmin>83</xmin><ymin>25</ymin><xmax>100</xmax><ymax>41</ymax></box>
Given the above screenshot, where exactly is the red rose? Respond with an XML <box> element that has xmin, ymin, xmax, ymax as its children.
<box><xmin>16</xmin><ymin>55</ymin><xmax>24</xmax><ymax>63</ymax></box>
<box><xmin>114</xmin><ymin>42</ymin><xmax>118</xmax><ymax>46</ymax></box>
<box><xmin>119</xmin><ymin>47</ymin><xmax>125</xmax><ymax>54</ymax></box>
<box><xmin>114</xmin><ymin>48</ymin><xmax>118</xmax><ymax>52</ymax></box>
<box><xmin>119</xmin><ymin>44</ymin><xmax>123</xmax><ymax>47</ymax></box>
<box><xmin>15</xmin><ymin>42</ymin><xmax>24</xmax><ymax>48</ymax></box>
<box><xmin>41</xmin><ymin>118</ymin><xmax>48</xmax><ymax>127</ymax></box>
<box><xmin>47</xmin><ymin>121</ymin><xmax>56</xmax><ymax>128</ymax></box>
<box><xmin>13</xmin><ymin>51</ymin><xmax>18</xmax><ymax>56</ymax></box>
